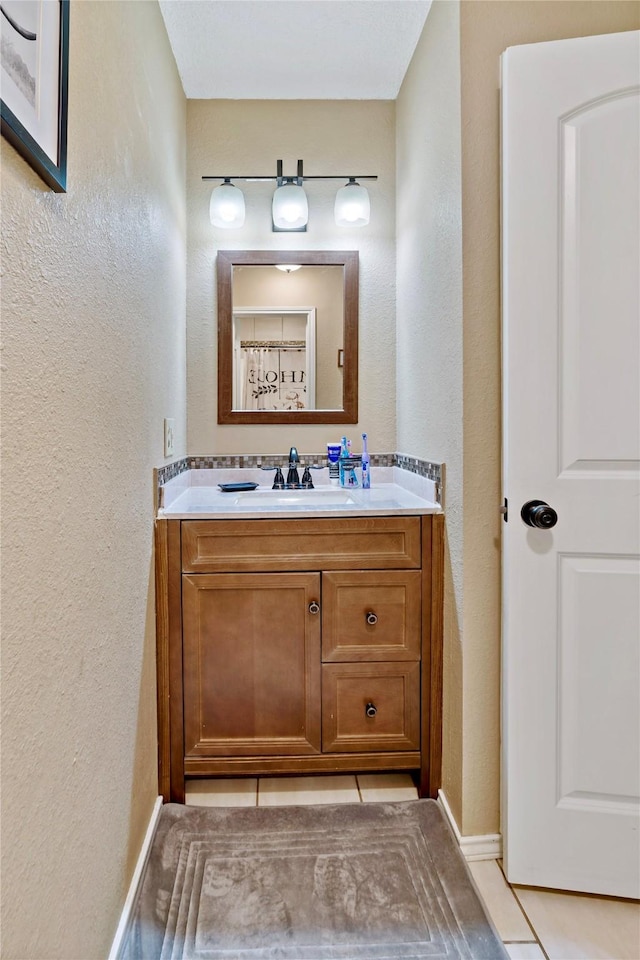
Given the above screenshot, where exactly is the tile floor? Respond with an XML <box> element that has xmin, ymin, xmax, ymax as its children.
<box><xmin>185</xmin><ymin>774</ymin><xmax>640</xmax><ymax>960</ymax></box>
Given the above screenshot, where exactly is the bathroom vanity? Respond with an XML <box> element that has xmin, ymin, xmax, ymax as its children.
<box><xmin>155</xmin><ymin>481</ymin><xmax>443</xmax><ymax>802</ymax></box>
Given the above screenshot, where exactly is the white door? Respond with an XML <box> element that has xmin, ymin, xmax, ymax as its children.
<box><xmin>502</xmin><ymin>31</ymin><xmax>640</xmax><ymax>898</ymax></box>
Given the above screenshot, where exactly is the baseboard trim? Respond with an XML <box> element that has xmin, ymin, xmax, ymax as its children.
<box><xmin>438</xmin><ymin>790</ymin><xmax>503</xmax><ymax>861</ymax></box>
<box><xmin>108</xmin><ymin>796</ymin><xmax>163</xmax><ymax>960</ymax></box>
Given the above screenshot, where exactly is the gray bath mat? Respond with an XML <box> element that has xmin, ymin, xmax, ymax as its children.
<box><xmin>123</xmin><ymin>799</ymin><xmax>508</xmax><ymax>959</ymax></box>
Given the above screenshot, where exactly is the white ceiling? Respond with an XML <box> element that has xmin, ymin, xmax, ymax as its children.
<box><xmin>159</xmin><ymin>0</ymin><xmax>432</xmax><ymax>100</ymax></box>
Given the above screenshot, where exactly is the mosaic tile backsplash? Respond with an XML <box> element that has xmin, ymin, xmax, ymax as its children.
<box><xmin>156</xmin><ymin>453</ymin><xmax>443</xmax><ymax>506</ymax></box>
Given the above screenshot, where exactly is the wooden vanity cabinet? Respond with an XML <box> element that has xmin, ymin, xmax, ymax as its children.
<box><xmin>156</xmin><ymin>514</ymin><xmax>444</xmax><ymax>803</ymax></box>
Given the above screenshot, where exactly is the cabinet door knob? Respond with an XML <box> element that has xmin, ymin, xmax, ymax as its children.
<box><xmin>308</xmin><ymin>601</ymin><xmax>320</xmax><ymax>614</ymax></box>
<box><xmin>365</xmin><ymin>702</ymin><xmax>377</xmax><ymax>718</ymax></box>
<box><xmin>366</xmin><ymin>611</ymin><xmax>378</xmax><ymax>625</ymax></box>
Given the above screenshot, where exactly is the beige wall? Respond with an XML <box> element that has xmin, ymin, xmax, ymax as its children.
<box><xmin>458</xmin><ymin>0</ymin><xmax>640</xmax><ymax>835</ymax></box>
<box><xmin>186</xmin><ymin>100</ymin><xmax>396</xmax><ymax>456</ymax></box>
<box><xmin>396</xmin><ymin>0</ymin><xmax>465</xmax><ymax>825</ymax></box>
<box><xmin>0</xmin><ymin>2</ymin><xmax>186</xmax><ymax>957</ymax></box>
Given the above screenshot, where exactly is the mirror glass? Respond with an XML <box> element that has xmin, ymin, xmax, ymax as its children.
<box><xmin>217</xmin><ymin>251</ymin><xmax>358</xmax><ymax>425</ymax></box>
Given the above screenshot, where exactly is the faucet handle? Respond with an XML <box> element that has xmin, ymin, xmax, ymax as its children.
<box><xmin>259</xmin><ymin>464</ymin><xmax>285</xmax><ymax>489</ymax></box>
<box><xmin>301</xmin><ymin>466</ymin><xmax>313</xmax><ymax>489</ymax></box>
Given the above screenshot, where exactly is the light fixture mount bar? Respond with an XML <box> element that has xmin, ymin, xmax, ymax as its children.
<box><xmin>202</xmin><ymin>175</ymin><xmax>377</xmax><ymax>181</ymax></box>
<box><xmin>202</xmin><ymin>159</ymin><xmax>377</xmax><ymax>184</ymax></box>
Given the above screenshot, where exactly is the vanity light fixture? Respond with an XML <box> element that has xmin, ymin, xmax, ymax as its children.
<box><xmin>275</xmin><ymin>264</ymin><xmax>302</xmax><ymax>273</ymax></box>
<box><xmin>209</xmin><ymin>178</ymin><xmax>246</xmax><ymax>228</ymax></box>
<box><xmin>272</xmin><ymin>184</ymin><xmax>308</xmax><ymax>231</ymax></box>
<box><xmin>202</xmin><ymin>160</ymin><xmax>376</xmax><ymax>232</ymax></box>
<box><xmin>334</xmin><ymin>178</ymin><xmax>371</xmax><ymax>227</ymax></box>
<box><xmin>209</xmin><ymin>177</ymin><xmax>245</xmax><ymax>228</ymax></box>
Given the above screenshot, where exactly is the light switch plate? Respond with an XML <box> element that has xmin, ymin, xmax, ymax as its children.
<box><xmin>164</xmin><ymin>418</ymin><xmax>175</xmax><ymax>458</ymax></box>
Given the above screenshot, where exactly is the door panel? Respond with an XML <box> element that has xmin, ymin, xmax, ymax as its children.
<box><xmin>502</xmin><ymin>30</ymin><xmax>640</xmax><ymax>897</ymax></box>
<box><xmin>559</xmin><ymin>91</ymin><xmax>640</xmax><ymax>470</ymax></box>
<box><xmin>557</xmin><ymin>555</ymin><xmax>640</xmax><ymax>806</ymax></box>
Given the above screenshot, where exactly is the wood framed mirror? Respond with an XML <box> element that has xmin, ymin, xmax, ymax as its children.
<box><xmin>217</xmin><ymin>250</ymin><xmax>358</xmax><ymax>424</ymax></box>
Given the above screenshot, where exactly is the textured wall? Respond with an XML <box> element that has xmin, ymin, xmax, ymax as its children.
<box><xmin>459</xmin><ymin>0</ymin><xmax>640</xmax><ymax>836</ymax></box>
<box><xmin>396</xmin><ymin>1</ymin><xmax>464</xmax><ymax>824</ymax></box>
<box><xmin>0</xmin><ymin>2</ymin><xmax>186</xmax><ymax>957</ymax></box>
<box><xmin>186</xmin><ymin>100</ymin><xmax>396</xmax><ymax>457</ymax></box>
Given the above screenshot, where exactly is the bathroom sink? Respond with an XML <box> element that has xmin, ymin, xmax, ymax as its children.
<box><xmin>233</xmin><ymin>488</ymin><xmax>357</xmax><ymax>505</ymax></box>
<box><xmin>160</xmin><ymin>481</ymin><xmax>440</xmax><ymax>518</ymax></box>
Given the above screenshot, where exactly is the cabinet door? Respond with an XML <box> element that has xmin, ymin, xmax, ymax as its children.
<box><xmin>183</xmin><ymin>573</ymin><xmax>321</xmax><ymax>757</ymax></box>
<box><xmin>322</xmin><ymin>570</ymin><xmax>421</xmax><ymax>661</ymax></box>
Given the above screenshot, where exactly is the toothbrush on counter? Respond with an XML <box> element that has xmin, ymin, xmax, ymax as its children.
<box><xmin>361</xmin><ymin>433</ymin><xmax>370</xmax><ymax>488</ymax></box>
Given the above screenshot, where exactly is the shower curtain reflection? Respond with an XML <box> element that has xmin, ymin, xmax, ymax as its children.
<box><xmin>240</xmin><ymin>343</ymin><xmax>307</xmax><ymax>411</ymax></box>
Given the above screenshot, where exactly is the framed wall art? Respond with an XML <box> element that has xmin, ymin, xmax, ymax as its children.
<box><xmin>1</xmin><ymin>0</ymin><xmax>69</xmax><ymax>192</ymax></box>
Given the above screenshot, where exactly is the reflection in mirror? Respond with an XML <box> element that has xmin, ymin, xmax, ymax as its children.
<box><xmin>217</xmin><ymin>251</ymin><xmax>358</xmax><ymax>425</ymax></box>
<box><xmin>233</xmin><ymin>265</ymin><xmax>343</xmax><ymax>411</ymax></box>
<box><xmin>232</xmin><ymin>306</ymin><xmax>320</xmax><ymax>411</ymax></box>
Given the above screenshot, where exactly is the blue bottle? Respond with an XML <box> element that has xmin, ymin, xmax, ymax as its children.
<box><xmin>339</xmin><ymin>436</ymin><xmax>359</xmax><ymax>487</ymax></box>
<box><xmin>338</xmin><ymin>436</ymin><xmax>349</xmax><ymax>487</ymax></box>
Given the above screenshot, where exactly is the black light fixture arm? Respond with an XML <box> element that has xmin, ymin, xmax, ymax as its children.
<box><xmin>202</xmin><ymin>159</ymin><xmax>377</xmax><ymax>184</ymax></box>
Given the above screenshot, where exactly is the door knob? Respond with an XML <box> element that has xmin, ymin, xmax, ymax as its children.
<box><xmin>366</xmin><ymin>612</ymin><xmax>378</xmax><ymax>625</ymax></box>
<box><xmin>521</xmin><ymin>500</ymin><xmax>558</xmax><ymax>529</ymax></box>
<box><xmin>365</xmin><ymin>702</ymin><xmax>377</xmax><ymax>718</ymax></box>
<box><xmin>308</xmin><ymin>601</ymin><xmax>320</xmax><ymax>614</ymax></box>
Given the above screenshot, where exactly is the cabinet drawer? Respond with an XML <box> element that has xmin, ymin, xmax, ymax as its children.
<box><xmin>182</xmin><ymin>517</ymin><xmax>422</xmax><ymax>572</ymax></box>
<box><xmin>322</xmin><ymin>662</ymin><xmax>420</xmax><ymax>752</ymax></box>
<box><xmin>322</xmin><ymin>570</ymin><xmax>421</xmax><ymax>662</ymax></box>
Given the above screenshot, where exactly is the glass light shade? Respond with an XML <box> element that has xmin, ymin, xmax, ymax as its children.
<box><xmin>275</xmin><ymin>264</ymin><xmax>302</xmax><ymax>273</ymax></box>
<box><xmin>334</xmin><ymin>181</ymin><xmax>370</xmax><ymax>226</ymax></box>
<box><xmin>272</xmin><ymin>183</ymin><xmax>308</xmax><ymax>230</ymax></box>
<box><xmin>209</xmin><ymin>183</ymin><xmax>245</xmax><ymax>228</ymax></box>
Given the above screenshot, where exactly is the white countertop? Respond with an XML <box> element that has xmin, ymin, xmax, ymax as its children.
<box><xmin>158</xmin><ymin>482</ymin><xmax>440</xmax><ymax>520</ymax></box>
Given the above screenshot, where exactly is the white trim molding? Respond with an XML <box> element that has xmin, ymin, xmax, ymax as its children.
<box><xmin>108</xmin><ymin>796</ymin><xmax>163</xmax><ymax>960</ymax></box>
<box><xmin>438</xmin><ymin>790</ymin><xmax>503</xmax><ymax>861</ymax></box>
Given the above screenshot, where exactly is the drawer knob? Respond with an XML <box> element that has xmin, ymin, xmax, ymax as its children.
<box><xmin>366</xmin><ymin>611</ymin><xmax>378</xmax><ymax>625</ymax></box>
<box><xmin>308</xmin><ymin>601</ymin><xmax>320</xmax><ymax>615</ymax></box>
<box><xmin>365</xmin><ymin>701</ymin><xmax>377</xmax><ymax>718</ymax></box>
